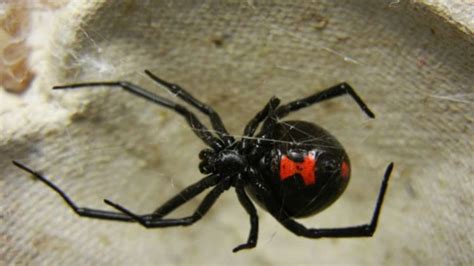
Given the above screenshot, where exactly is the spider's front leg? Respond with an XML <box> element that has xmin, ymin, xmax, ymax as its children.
<box><xmin>104</xmin><ymin>176</ymin><xmax>232</xmax><ymax>228</ymax></box>
<box><xmin>12</xmin><ymin>160</ymin><xmax>151</xmax><ymax>222</ymax></box>
<box><xmin>151</xmin><ymin>174</ymin><xmax>220</xmax><ymax>218</ymax></box>
<box><xmin>53</xmin><ymin>80</ymin><xmax>224</xmax><ymax>150</ymax></box>
<box><xmin>144</xmin><ymin>70</ymin><xmax>234</xmax><ymax>146</ymax></box>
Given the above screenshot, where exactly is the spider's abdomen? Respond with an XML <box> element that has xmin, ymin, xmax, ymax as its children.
<box><xmin>279</xmin><ymin>150</ymin><xmax>317</xmax><ymax>186</ymax></box>
<box><xmin>254</xmin><ymin>121</ymin><xmax>351</xmax><ymax>218</ymax></box>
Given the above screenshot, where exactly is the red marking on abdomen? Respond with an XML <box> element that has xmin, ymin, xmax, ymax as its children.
<box><xmin>341</xmin><ymin>160</ymin><xmax>350</xmax><ymax>180</ymax></box>
<box><xmin>279</xmin><ymin>151</ymin><xmax>317</xmax><ymax>185</ymax></box>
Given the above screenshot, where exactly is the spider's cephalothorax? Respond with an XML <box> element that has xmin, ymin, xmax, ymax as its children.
<box><xmin>199</xmin><ymin>148</ymin><xmax>248</xmax><ymax>176</ymax></box>
<box><xmin>13</xmin><ymin>70</ymin><xmax>394</xmax><ymax>253</ymax></box>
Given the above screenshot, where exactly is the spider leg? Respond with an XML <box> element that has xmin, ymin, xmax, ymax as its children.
<box><xmin>243</xmin><ymin>97</ymin><xmax>281</xmax><ymax>137</ymax></box>
<box><xmin>53</xmin><ymin>81</ymin><xmax>224</xmax><ymax>150</ymax></box>
<box><xmin>232</xmin><ymin>182</ymin><xmax>259</xmax><ymax>252</ymax></box>
<box><xmin>12</xmin><ymin>160</ymin><xmax>151</xmax><ymax>222</ymax></box>
<box><xmin>240</xmin><ymin>96</ymin><xmax>280</xmax><ymax>151</ymax></box>
<box><xmin>151</xmin><ymin>174</ymin><xmax>220</xmax><ymax>218</ymax></box>
<box><xmin>250</xmin><ymin>163</ymin><xmax>393</xmax><ymax>239</ymax></box>
<box><xmin>104</xmin><ymin>176</ymin><xmax>231</xmax><ymax>228</ymax></box>
<box><xmin>144</xmin><ymin>70</ymin><xmax>233</xmax><ymax>146</ymax></box>
<box><xmin>275</xmin><ymin>82</ymin><xmax>375</xmax><ymax>120</ymax></box>
<box><xmin>278</xmin><ymin>163</ymin><xmax>393</xmax><ymax>238</ymax></box>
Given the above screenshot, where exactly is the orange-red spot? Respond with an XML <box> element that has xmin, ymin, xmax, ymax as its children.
<box><xmin>341</xmin><ymin>161</ymin><xmax>350</xmax><ymax>180</ymax></box>
<box><xmin>279</xmin><ymin>151</ymin><xmax>317</xmax><ymax>186</ymax></box>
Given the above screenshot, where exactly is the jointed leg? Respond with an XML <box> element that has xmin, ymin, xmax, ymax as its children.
<box><xmin>240</xmin><ymin>96</ymin><xmax>280</xmax><ymax>151</ymax></box>
<box><xmin>53</xmin><ymin>81</ymin><xmax>223</xmax><ymax>150</ymax></box>
<box><xmin>232</xmin><ymin>182</ymin><xmax>259</xmax><ymax>252</ymax></box>
<box><xmin>13</xmin><ymin>160</ymin><xmax>146</xmax><ymax>221</ymax></box>
<box><xmin>104</xmin><ymin>176</ymin><xmax>232</xmax><ymax>228</ymax></box>
<box><xmin>275</xmin><ymin>163</ymin><xmax>393</xmax><ymax>238</ymax></box>
<box><xmin>144</xmin><ymin>70</ymin><xmax>233</xmax><ymax>146</ymax></box>
<box><xmin>152</xmin><ymin>174</ymin><xmax>220</xmax><ymax>218</ymax></box>
<box><xmin>275</xmin><ymin>82</ymin><xmax>375</xmax><ymax>120</ymax></box>
<box><xmin>13</xmin><ymin>160</ymin><xmax>223</xmax><ymax>223</ymax></box>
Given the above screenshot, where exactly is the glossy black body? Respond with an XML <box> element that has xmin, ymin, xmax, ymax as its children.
<box><xmin>13</xmin><ymin>71</ymin><xmax>393</xmax><ymax>253</ymax></box>
<box><xmin>251</xmin><ymin>121</ymin><xmax>350</xmax><ymax>218</ymax></box>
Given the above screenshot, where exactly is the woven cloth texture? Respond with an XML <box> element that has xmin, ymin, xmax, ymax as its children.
<box><xmin>1</xmin><ymin>0</ymin><xmax>472</xmax><ymax>265</ymax></box>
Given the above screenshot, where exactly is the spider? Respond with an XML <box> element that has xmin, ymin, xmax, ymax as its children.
<box><xmin>13</xmin><ymin>70</ymin><xmax>394</xmax><ymax>252</ymax></box>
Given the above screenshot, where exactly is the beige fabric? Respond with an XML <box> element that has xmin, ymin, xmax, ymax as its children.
<box><xmin>1</xmin><ymin>0</ymin><xmax>472</xmax><ymax>265</ymax></box>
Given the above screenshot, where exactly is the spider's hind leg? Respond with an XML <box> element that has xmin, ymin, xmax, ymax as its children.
<box><xmin>275</xmin><ymin>82</ymin><xmax>375</xmax><ymax>120</ymax></box>
<box><xmin>273</xmin><ymin>163</ymin><xmax>393</xmax><ymax>238</ymax></box>
<box><xmin>240</xmin><ymin>96</ymin><xmax>280</xmax><ymax>151</ymax></box>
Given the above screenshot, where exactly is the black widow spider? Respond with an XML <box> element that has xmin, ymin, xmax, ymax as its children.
<box><xmin>13</xmin><ymin>70</ymin><xmax>394</xmax><ymax>252</ymax></box>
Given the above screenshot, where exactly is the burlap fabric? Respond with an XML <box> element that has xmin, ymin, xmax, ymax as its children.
<box><xmin>1</xmin><ymin>1</ymin><xmax>472</xmax><ymax>265</ymax></box>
